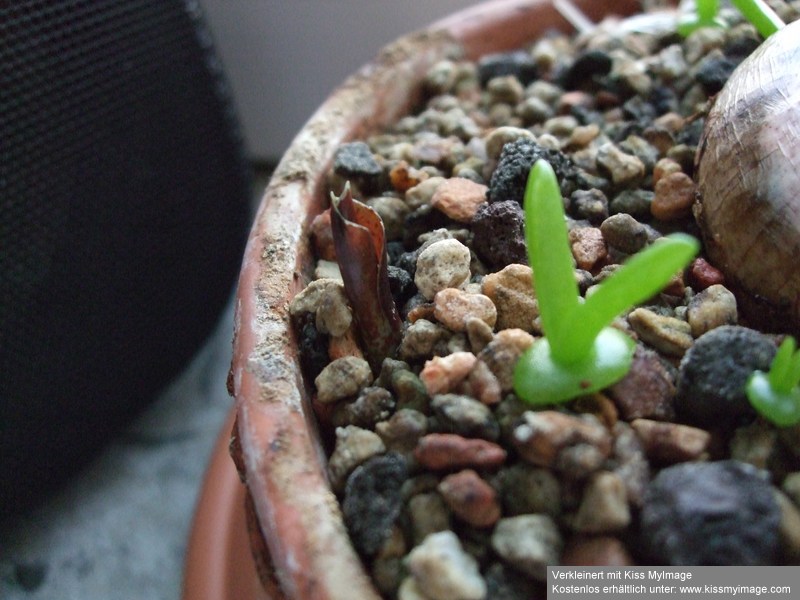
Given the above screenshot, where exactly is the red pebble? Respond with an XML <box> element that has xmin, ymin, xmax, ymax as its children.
<box><xmin>688</xmin><ymin>257</ymin><xmax>725</xmax><ymax>290</ymax></box>
<box><xmin>437</xmin><ymin>469</ymin><xmax>501</xmax><ymax>528</ymax></box>
<box><xmin>414</xmin><ymin>433</ymin><xmax>507</xmax><ymax>470</ymax></box>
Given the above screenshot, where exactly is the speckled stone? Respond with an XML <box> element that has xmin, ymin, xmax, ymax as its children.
<box><xmin>630</xmin><ymin>418</ymin><xmax>710</xmax><ymax>465</ymax></box>
<box><xmin>570</xmin><ymin>471</ymin><xmax>631</xmax><ymax>533</ymax></box>
<box><xmin>481</xmin><ymin>264</ymin><xmax>538</xmax><ymax>332</ymax></box>
<box><xmin>328</xmin><ymin>425</ymin><xmax>386</xmax><ymax>492</ymax></box>
<box><xmin>405</xmin><ymin>531</ymin><xmax>487</xmax><ymax>600</ymax></box>
<box><xmin>415</xmin><ymin>239</ymin><xmax>472</xmax><ymax>300</ymax></box>
<box><xmin>491</xmin><ymin>514</ymin><xmax>563</xmax><ymax>581</ymax></box>
<box><xmin>314</xmin><ymin>356</ymin><xmax>373</xmax><ymax>404</ymax></box>
<box><xmin>433</xmin><ymin>288</ymin><xmax>497</xmax><ymax>332</ymax></box>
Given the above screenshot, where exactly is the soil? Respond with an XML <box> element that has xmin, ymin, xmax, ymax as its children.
<box><xmin>289</xmin><ymin>4</ymin><xmax>800</xmax><ymax>598</ymax></box>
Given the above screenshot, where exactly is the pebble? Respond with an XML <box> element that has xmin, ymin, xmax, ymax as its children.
<box><xmin>462</xmin><ymin>359</ymin><xmax>503</xmax><ymax>405</ymax></box>
<box><xmin>405</xmin><ymin>531</ymin><xmax>487</xmax><ymax>600</ymax></box>
<box><xmin>511</xmin><ymin>411</ymin><xmax>612</xmax><ymax>478</ymax></box>
<box><xmin>414</xmin><ymin>433</ymin><xmax>507</xmax><ymax>471</ymax></box>
<box><xmin>420</xmin><ymin>352</ymin><xmax>477</xmax><ymax>396</ymax></box>
<box><xmin>289</xmin><ymin>278</ymin><xmax>352</xmax><ymax>337</ymax></box>
<box><xmin>368</xmin><ymin>195</ymin><xmax>411</xmax><ymax>241</ymax></box>
<box><xmin>497</xmin><ymin>463</ymin><xmax>561</xmax><ymax>517</ymax></box>
<box><xmin>491</xmin><ymin>515</ymin><xmax>563</xmax><ymax>581</ymax></box>
<box><xmin>371</xmin><ymin>526</ymin><xmax>407</xmax><ymax>596</ymax></box>
<box><xmin>630</xmin><ymin>418</ymin><xmax>710</xmax><ymax>465</ymax></box>
<box><xmin>433</xmin><ymin>288</ymin><xmax>497</xmax><ymax>332</ymax></box>
<box><xmin>334</xmin><ymin>386</ymin><xmax>395</xmax><ymax>430</ymax></box>
<box><xmin>652</xmin><ymin>157</ymin><xmax>682</xmax><ymax>185</ymax></box>
<box><xmin>488</xmin><ymin>137</ymin><xmax>577</xmax><ymax>203</ymax></box>
<box><xmin>415</xmin><ymin>239</ymin><xmax>472</xmax><ymax>300</ymax></box>
<box><xmin>596</xmin><ymin>142</ymin><xmax>645</xmax><ymax>187</ymax></box>
<box><xmin>477</xmin><ymin>328</ymin><xmax>535</xmax><ymax>391</ymax></box>
<box><xmin>775</xmin><ymin>490</ymin><xmax>800</xmax><ymax>563</ymax></box>
<box><xmin>676</xmin><ymin>325</ymin><xmax>776</xmax><ymax>428</ymax></box>
<box><xmin>431</xmin><ymin>393</ymin><xmax>500</xmax><ymax>441</ymax></box>
<box><xmin>688</xmin><ymin>257</ymin><xmax>725</xmax><ymax>290</ymax></box>
<box><xmin>783</xmin><ymin>472</ymin><xmax>800</xmax><ymax>506</ymax></box>
<box><xmin>609</xmin><ymin>345</ymin><xmax>676</xmax><ymax>421</ymax></box>
<box><xmin>478</xmin><ymin>50</ymin><xmax>539</xmax><ymax>86</ymax></box>
<box><xmin>470</xmin><ymin>200</ymin><xmax>527</xmax><ymax>269</ymax></box>
<box><xmin>389</xmin><ymin>160</ymin><xmax>427</xmax><ymax>194</ymax></box>
<box><xmin>405</xmin><ymin>176</ymin><xmax>445</xmax><ymax>210</ymax></box>
<box><xmin>569</xmin><ymin>226</ymin><xmax>607</xmax><ymax>271</ymax></box>
<box><xmin>430</xmin><ymin>177</ymin><xmax>488</xmax><ymax>223</ymax></box>
<box><xmin>310</xmin><ymin>210</ymin><xmax>336</xmax><ymax>261</ymax></box>
<box><xmin>407</xmin><ymin>492</ymin><xmax>451</xmax><ymax>545</ymax></box>
<box><xmin>562</xmin><ymin>49</ymin><xmax>612</xmax><ymax>89</ymax></box>
<box><xmin>609</xmin><ymin>188</ymin><xmax>653</xmax><ymax>218</ymax></box>
<box><xmin>333</xmin><ymin>141</ymin><xmax>383</xmax><ymax>193</ymax></box>
<box><xmin>640</xmin><ymin>460</ymin><xmax>781</xmax><ymax>565</ymax></box>
<box><xmin>651</xmin><ymin>171</ymin><xmax>696</xmax><ymax>221</ymax></box>
<box><xmin>399</xmin><ymin>318</ymin><xmax>450</xmax><ymax>360</ymax></box>
<box><xmin>570</xmin><ymin>188</ymin><xmax>608</xmax><ymax>225</ymax></box>
<box><xmin>391</xmin><ymin>369</ymin><xmax>431</xmax><ymax>413</ymax></box>
<box><xmin>376</xmin><ymin>409</ymin><xmax>429</xmax><ymax>454</ymax></box>
<box><xmin>314</xmin><ymin>356</ymin><xmax>373</xmax><ymax>403</ymax></box>
<box><xmin>686</xmin><ymin>283</ymin><xmax>737</xmax><ymax>337</ymax></box>
<box><xmin>480</xmin><ymin>264</ymin><xmax>538</xmax><ymax>332</ymax></box>
<box><xmin>438</xmin><ymin>469</ymin><xmax>502</xmax><ymax>528</ymax></box>
<box><xmin>628</xmin><ymin>307</ymin><xmax>693</xmax><ymax>358</ymax></box>
<box><xmin>328</xmin><ymin>425</ymin><xmax>386</xmax><ymax>492</ymax></box>
<box><xmin>609</xmin><ymin>421</ymin><xmax>651</xmax><ymax>508</ymax></box>
<box><xmin>729</xmin><ymin>421</ymin><xmax>778</xmax><ymax>470</ymax></box>
<box><xmin>487</xmin><ymin>75</ymin><xmax>525</xmax><ymax>105</ymax></box>
<box><xmin>561</xmin><ymin>536</ymin><xmax>635</xmax><ymax>566</ymax></box>
<box><xmin>343</xmin><ymin>453</ymin><xmax>409</xmax><ymax>556</ymax></box>
<box><xmin>599</xmin><ymin>213</ymin><xmax>648</xmax><ymax>254</ymax></box>
<box><xmin>466</xmin><ymin>317</ymin><xmax>495</xmax><ymax>354</ymax></box>
<box><xmin>484</xmin><ymin>562</ymin><xmax>539</xmax><ymax>600</ymax></box>
<box><xmin>570</xmin><ymin>471</ymin><xmax>631</xmax><ymax>533</ymax></box>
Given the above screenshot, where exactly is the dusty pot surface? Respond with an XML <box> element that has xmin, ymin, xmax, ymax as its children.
<box><xmin>229</xmin><ymin>1</ymin><xmax>642</xmax><ymax>599</ymax></box>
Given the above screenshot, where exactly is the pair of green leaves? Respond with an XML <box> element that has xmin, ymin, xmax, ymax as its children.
<box><xmin>513</xmin><ymin>160</ymin><xmax>699</xmax><ymax>405</ymax></box>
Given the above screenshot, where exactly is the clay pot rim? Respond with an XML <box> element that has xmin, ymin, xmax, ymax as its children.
<box><xmin>229</xmin><ymin>2</ymin><xmax>644</xmax><ymax>599</ymax></box>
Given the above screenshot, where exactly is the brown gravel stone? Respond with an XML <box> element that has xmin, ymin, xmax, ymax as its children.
<box><xmin>390</xmin><ymin>160</ymin><xmax>428</xmax><ymax>193</ymax></box>
<box><xmin>652</xmin><ymin>171</ymin><xmax>696</xmax><ymax>220</ymax></box>
<box><xmin>420</xmin><ymin>352</ymin><xmax>477</xmax><ymax>396</ymax></box>
<box><xmin>630</xmin><ymin>418</ymin><xmax>711</xmax><ymax>464</ymax></box>
<box><xmin>652</xmin><ymin>157</ymin><xmax>682</xmax><ymax>186</ymax></box>
<box><xmin>570</xmin><ymin>471</ymin><xmax>631</xmax><ymax>533</ymax></box>
<box><xmin>569</xmin><ymin>226</ymin><xmax>607</xmax><ymax>271</ymax></box>
<box><xmin>433</xmin><ymin>288</ymin><xmax>497</xmax><ymax>332</ymax></box>
<box><xmin>609</xmin><ymin>345</ymin><xmax>676</xmax><ymax>421</ymax></box>
<box><xmin>431</xmin><ymin>177</ymin><xmax>488</xmax><ymax>223</ymax></box>
<box><xmin>686</xmin><ymin>283</ymin><xmax>738</xmax><ymax>337</ymax></box>
<box><xmin>481</xmin><ymin>263</ymin><xmax>539</xmax><ymax>332</ymax></box>
<box><xmin>414</xmin><ymin>433</ymin><xmax>507</xmax><ymax>471</ymax></box>
<box><xmin>438</xmin><ymin>469</ymin><xmax>501</xmax><ymax>528</ymax></box>
<box><xmin>561</xmin><ymin>536</ymin><xmax>635</xmax><ymax>566</ymax></box>
<box><xmin>511</xmin><ymin>411</ymin><xmax>612</xmax><ymax>477</ymax></box>
<box><xmin>376</xmin><ymin>409</ymin><xmax>428</xmax><ymax>454</ymax></box>
<box><xmin>775</xmin><ymin>490</ymin><xmax>800</xmax><ymax>563</ymax></box>
<box><xmin>688</xmin><ymin>257</ymin><xmax>725</xmax><ymax>290</ymax></box>
<box><xmin>628</xmin><ymin>307</ymin><xmax>693</xmax><ymax>357</ymax></box>
<box><xmin>463</xmin><ymin>359</ymin><xmax>503</xmax><ymax>405</ymax></box>
<box><xmin>310</xmin><ymin>209</ymin><xmax>336</xmax><ymax>261</ymax></box>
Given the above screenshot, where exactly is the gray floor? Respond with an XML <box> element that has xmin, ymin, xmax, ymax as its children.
<box><xmin>0</xmin><ymin>295</ymin><xmax>236</xmax><ymax>600</ymax></box>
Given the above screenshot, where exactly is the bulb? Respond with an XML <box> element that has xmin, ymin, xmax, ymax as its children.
<box><xmin>695</xmin><ymin>19</ymin><xmax>800</xmax><ymax>333</ymax></box>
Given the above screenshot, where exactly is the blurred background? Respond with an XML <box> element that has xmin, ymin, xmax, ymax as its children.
<box><xmin>0</xmin><ymin>1</ymin><xmax>478</xmax><ymax>599</ymax></box>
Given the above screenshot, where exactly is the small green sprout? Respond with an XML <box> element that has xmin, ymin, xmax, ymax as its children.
<box><xmin>678</xmin><ymin>0</ymin><xmax>784</xmax><ymax>38</ymax></box>
<box><xmin>746</xmin><ymin>336</ymin><xmax>800</xmax><ymax>427</ymax></box>
<box><xmin>512</xmin><ymin>160</ymin><xmax>699</xmax><ymax>406</ymax></box>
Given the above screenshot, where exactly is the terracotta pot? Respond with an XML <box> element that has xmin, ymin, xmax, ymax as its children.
<box><xmin>229</xmin><ymin>1</ymin><xmax>645</xmax><ymax>598</ymax></box>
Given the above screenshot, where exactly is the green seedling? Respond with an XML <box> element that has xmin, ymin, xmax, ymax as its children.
<box><xmin>746</xmin><ymin>336</ymin><xmax>800</xmax><ymax>427</ymax></box>
<box><xmin>512</xmin><ymin>160</ymin><xmax>699</xmax><ymax>406</ymax></box>
<box><xmin>679</xmin><ymin>0</ymin><xmax>784</xmax><ymax>38</ymax></box>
